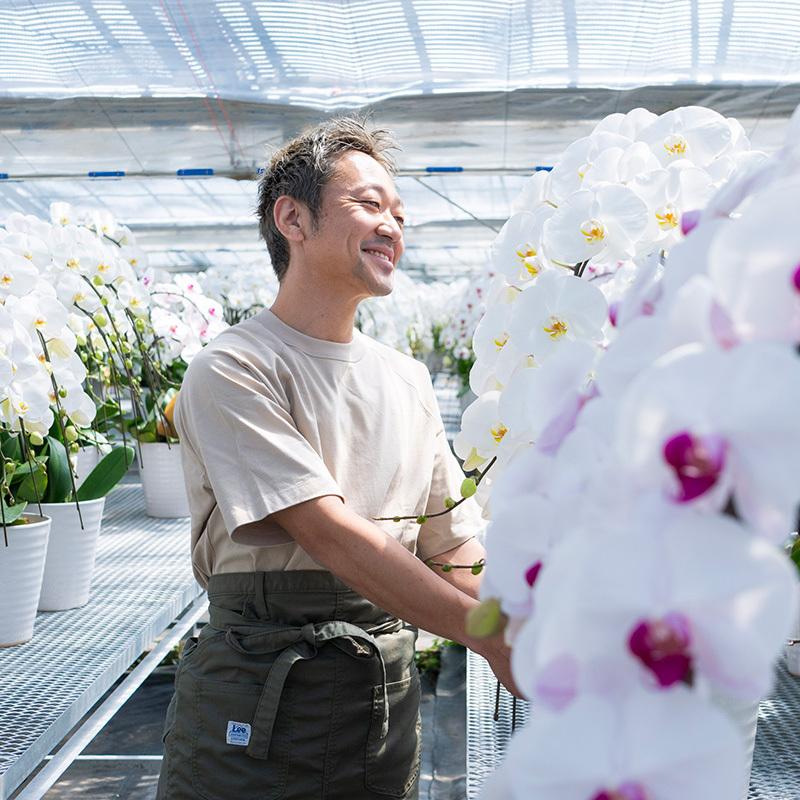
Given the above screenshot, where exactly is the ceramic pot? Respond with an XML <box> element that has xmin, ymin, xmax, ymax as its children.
<box><xmin>139</xmin><ymin>441</ymin><xmax>190</xmax><ymax>518</ymax></box>
<box><xmin>38</xmin><ymin>497</ymin><xmax>106</xmax><ymax>611</ymax></box>
<box><xmin>0</xmin><ymin>514</ymin><xmax>51</xmax><ymax>646</ymax></box>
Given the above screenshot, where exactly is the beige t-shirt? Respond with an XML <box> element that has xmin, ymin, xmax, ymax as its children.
<box><xmin>174</xmin><ymin>308</ymin><xmax>482</xmax><ymax>588</ymax></box>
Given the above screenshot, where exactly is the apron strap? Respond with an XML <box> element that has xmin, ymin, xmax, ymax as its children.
<box><xmin>230</xmin><ymin>620</ymin><xmax>392</xmax><ymax>760</ymax></box>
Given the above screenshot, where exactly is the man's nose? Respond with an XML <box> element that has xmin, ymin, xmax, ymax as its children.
<box><xmin>376</xmin><ymin>212</ymin><xmax>403</xmax><ymax>243</ymax></box>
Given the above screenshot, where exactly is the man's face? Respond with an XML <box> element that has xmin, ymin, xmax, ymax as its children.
<box><xmin>306</xmin><ymin>150</ymin><xmax>405</xmax><ymax>299</ymax></box>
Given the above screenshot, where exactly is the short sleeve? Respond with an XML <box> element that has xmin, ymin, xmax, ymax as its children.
<box><xmin>416</xmin><ymin>418</ymin><xmax>485</xmax><ymax>561</ymax></box>
<box><xmin>175</xmin><ymin>348</ymin><xmax>343</xmax><ymax>544</ymax></box>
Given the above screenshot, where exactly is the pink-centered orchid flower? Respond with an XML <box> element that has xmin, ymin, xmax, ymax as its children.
<box><xmin>707</xmin><ymin>178</ymin><xmax>800</xmax><ymax>346</ymax></box>
<box><xmin>478</xmin><ymin>688</ymin><xmax>743</xmax><ymax>800</ymax></box>
<box><xmin>617</xmin><ymin>342</ymin><xmax>800</xmax><ymax>542</ymax></box>
<box><xmin>511</xmin><ymin>505</ymin><xmax>797</xmax><ymax>706</ymax></box>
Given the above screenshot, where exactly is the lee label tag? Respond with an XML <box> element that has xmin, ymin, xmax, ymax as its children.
<box><xmin>226</xmin><ymin>720</ymin><xmax>251</xmax><ymax>746</ymax></box>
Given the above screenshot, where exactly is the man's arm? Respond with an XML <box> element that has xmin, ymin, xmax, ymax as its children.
<box><xmin>424</xmin><ymin>537</ymin><xmax>486</xmax><ymax>600</ymax></box>
<box><xmin>268</xmin><ymin>495</ymin><xmax>518</xmax><ymax>694</ymax></box>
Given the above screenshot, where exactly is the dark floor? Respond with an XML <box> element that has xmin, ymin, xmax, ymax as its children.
<box><xmin>23</xmin><ymin>647</ymin><xmax>467</xmax><ymax>799</ymax></box>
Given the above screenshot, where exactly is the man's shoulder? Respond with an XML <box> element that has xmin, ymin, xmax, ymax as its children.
<box><xmin>358</xmin><ymin>333</ymin><xmax>438</xmax><ymax>418</ymax></box>
<box><xmin>182</xmin><ymin>314</ymin><xmax>286</xmax><ymax>387</ymax></box>
<box><xmin>359</xmin><ymin>332</ymin><xmax>431</xmax><ymax>386</ymax></box>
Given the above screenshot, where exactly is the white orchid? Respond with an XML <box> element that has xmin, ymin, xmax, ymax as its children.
<box><xmin>482</xmin><ymin>689</ymin><xmax>743</xmax><ymax>800</ymax></box>
<box><xmin>507</xmin><ymin>270</ymin><xmax>607</xmax><ymax>362</ymax></box>
<box><xmin>513</xmin><ymin>506</ymin><xmax>796</xmax><ymax>707</ymax></box>
<box><xmin>617</xmin><ymin>343</ymin><xmax>800</xmax><ymax>542</ymax></box>
<box><xmin>0</xmin><ymin>247</ymin><xmax>39</xmax><ymax>299</ymax></box>
<box><xmin>453</xmin><ymin>391</ymin><xmax>509</xmax><ymax>471</ymax></box>
<box><xmin>637</xmin><ymin>106</ymin><xmax>737</xmax><ymax>169</ymax></box>
<box><xmin>705</xmin><ymin>177</ymin><xmax>800</xmax><ymax>346</ymax></box>
<box><xmin>490</xmin><ymin>209</ymin><xmax>555</xmax><ymax>284</ymax></box>
<box><xmin>542</xmin><ymin>185</ymin><xmax>650</xmax><ymax>267</ymax></box>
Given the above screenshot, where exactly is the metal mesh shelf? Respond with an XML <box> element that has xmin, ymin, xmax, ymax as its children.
<box><xmin>466</xmin><ymin>650</ymin><xmax>800</xmax><ymax>798</ymax></box>
<box><xmin>0</xmin><ymin>485</ymin><xmax>203</xmax><ymax>799</ymax></box>
<box><xmin>432</xmin><ymin>372</ymin><xmax>463</xmax><ymax>441</ymax></box>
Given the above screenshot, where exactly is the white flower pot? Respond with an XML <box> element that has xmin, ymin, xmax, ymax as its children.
<box><xmin>74</xmin><ymin>446</ymin><xmax>101</xmax><ymax>489</ymax></box>
<box><xmin>139</xmin><ymin>442</ymin><xmax>190</xmax><ymax>518</ymax></box>
<box><xmin>711</xmin><ymin>689</ymin><xmax>759</xmax><ymax>800</ymax></box>
<box><xmin>0</xmin><ymin>514</ymin><xmax>51</xmax><ymax>647</ymax></box>
<box><xmin>38</xmin><ymin>497</ymin><xmax>106</xmax><ymax>611</ymax></box>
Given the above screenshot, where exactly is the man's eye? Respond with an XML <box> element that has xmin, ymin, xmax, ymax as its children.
<box><xmin>394</xmin><ymin>217</ymin><xmax>405</xmax><ymax>227</ymax></box>
<box><xmin>361</xmin><ymin>200</ymin><xmax>381</xmax><ymax>208</ymax></box>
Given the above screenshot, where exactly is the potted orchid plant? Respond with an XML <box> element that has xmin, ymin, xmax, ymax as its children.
<box><xmin>449</xmin><ymin>106</ymin><xmax>799</xmax><ymax>800</ymax></box>
<box><xmin>0</xmin><ymin>304</ymin><xmax>54</xmax><ymax>646</ymax></box>
<box><xmin>0</xmin><ymin>209</ymin><xmax>139</xmax><ymax>614</ymax></box>
<box><xmin>128</xmin><ymin>272</ymin><xmax>226</xmax><ymax>518</ymax></box>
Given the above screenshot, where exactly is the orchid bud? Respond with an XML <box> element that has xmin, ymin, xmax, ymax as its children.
<box><xmin>465</xmin><ymin>598</ymin><xmax>504</xmax><ymax>639</ymax></box>
<box><xmin>460</xmin><ymin>478</ymin><xmax>477</xmax><ymax>498</ymax></box>
<box><xmin>58</xmin><ymin>387</ymin><xmax>67</xmax><ymax>398</ymax></box>
<box><xmin>444</xmin><ymin>496</ymin><xmax>456</xmax><ymax>509</ymax></box>
<box><xmin>69</xmin><ymin>442</ymin><xmax>80</xmax><ymax>455</ymax></box>
<box><xmin>64</xmin><ymin>426</ymin><xmax>78</xmax><ymax>443</ymax></box>
<box><xmin>29</xmin><ymin>432</ymin><xmax>44</xmax><ymax>447</ymax></box>
<box><xmin>93</xmin><ymin>312</ymin><xmax>108</xmax><ymax>328</ymax></box>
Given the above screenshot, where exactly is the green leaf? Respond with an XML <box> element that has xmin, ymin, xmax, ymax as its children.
<box><xmin>790</xmin><ymin>538</ymin><xmax>800</xmax><ymax>577</ymax></box>
<box><xmin>10</xmin><ymin>456</ymin><xmax>48</xmax><ymax>480</ymax></box>
<box><xmin>1</xmin><ymin>434</ymin><xmax>21</xmax><ymax>463</ymax></box>
<box><xmin>16</xmin><ymin>464</ymin><xmax>48</xmax><ymax>502</ymax></box>
<box><xmin>77</xmin><ymin>445</ymin><xmax>135</xmax><ymax>501</ymax></box>
<box><xmin>0</xmin><ymin>500</ymin><xmax>29</xmax><ymax>526</ymax></box>
<box><xmin>43</xmin><ymin>436</ymin><xmax>73</xmax><ymax>503</ymax></box>
<box><xmin>94</xmin><ymin>400</ymin><xmax>121</xmax><ymax>420</ymax></box>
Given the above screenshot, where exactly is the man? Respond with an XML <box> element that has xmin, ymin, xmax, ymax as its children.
<box><xmin>157</xmin><ymin>116</ymin><xmax>515</xmax><ymax>800</ymax></box>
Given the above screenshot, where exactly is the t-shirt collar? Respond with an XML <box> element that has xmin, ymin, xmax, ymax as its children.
<box><xmin>255</xmin><ymin>308</ymin><xmax>365</xmax><ymax>363</ymax></box>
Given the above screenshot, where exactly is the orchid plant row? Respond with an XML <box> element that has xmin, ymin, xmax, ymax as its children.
<box><xmin>450</xmin><ymin>106</ymin><xmax>800</xmax><ymax>799</ymax></box>
<box><xmin>0</xmin><ymin>204</ymin><xmax>226</xmax><ymax>524</ymax></box>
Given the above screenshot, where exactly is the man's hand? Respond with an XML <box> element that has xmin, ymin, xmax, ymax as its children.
<box><xmin>473</xmin><ymin>631</ymin><xmax>523</xmax><ymax>698</ymax></box>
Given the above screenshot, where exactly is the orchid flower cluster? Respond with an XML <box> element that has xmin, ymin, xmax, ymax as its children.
<box><xmin>456</xmin><ymin>106</ymin><xmax>762</xmax><ymax>506</ymax></box>
<box><xmin>460</xmin><ymin>106</ymin><xmax>800</xmax><ymax>799</ymax></box>
<box><xmin>0</xmin><ymin>208</ymin><xmax>114</xmax><ymax>441</ymax></box>
<box><xmin>194</xmin><ymin>261</ymin><xmax>279</xmax><ymax>325</ymax></box>
<box><xmin>357</xmin><ymin>270</ymin><xmax>469</xmax><ymax>365</ymax></box>
<box><xmin>144</xmin><ymin>271</ymin><xmax>227</xmax><ymax>367</ymax></box>
<box><xmin>439</xmin><ymin>269</ymin><xmax>495</xmax><ymax>392</ymax></box>
<box><xmin>0</xmin><ymin>204</ymin><xmax>226</xmax><ymax>454</ymax></box>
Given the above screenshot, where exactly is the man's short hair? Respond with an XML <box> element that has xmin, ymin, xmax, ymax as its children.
<box><xmin>256</xmin><ymin>116</ymin><xmax>399</xmax><ymax>281</ymax></box>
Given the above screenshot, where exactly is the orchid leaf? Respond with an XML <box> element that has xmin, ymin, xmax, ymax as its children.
<box><xmin>77</xmin><ymin>445</ymin><xmax>135</xmax><ymax>501</ymax></box>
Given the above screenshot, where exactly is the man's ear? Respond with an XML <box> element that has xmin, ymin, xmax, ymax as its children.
<box><xmin>274</xmin><ymin>195</ymin><xmax>309</xmax><ymax>243</ymax></box>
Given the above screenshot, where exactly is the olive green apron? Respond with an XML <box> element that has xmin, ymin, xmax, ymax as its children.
<box><xmin>157</xmin><ymin>571</ymin><xmax>421</xmax><ymax>799</ymax></box>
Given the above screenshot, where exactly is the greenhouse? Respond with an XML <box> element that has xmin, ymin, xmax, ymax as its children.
<box><xmin>1</xmin><ymin>1</ymin><xmax>800</xmax><ymax>798</ymax></box>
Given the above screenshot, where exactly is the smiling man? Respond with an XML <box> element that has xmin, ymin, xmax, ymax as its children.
<box><xmin>156</xmin><ymin>117</ymin><xmax>515</xmax><ymax>800</ymax></box>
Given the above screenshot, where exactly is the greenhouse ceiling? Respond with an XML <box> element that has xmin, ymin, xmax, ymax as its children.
<box><xmin>1</xmin><ymin>0</ymin><xmax>800</xmax><ymax>279</ymax></box>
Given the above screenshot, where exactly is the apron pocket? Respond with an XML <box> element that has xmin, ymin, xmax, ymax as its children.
<box><xmin>190</xmin><ymin>676</ymin><xmax>292</xmax><ymax>800</ymax></box>
<box><xmin>365</xmin><ymin>672</ymin><xmax>421</xmax><ymax>797</ymax></box>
